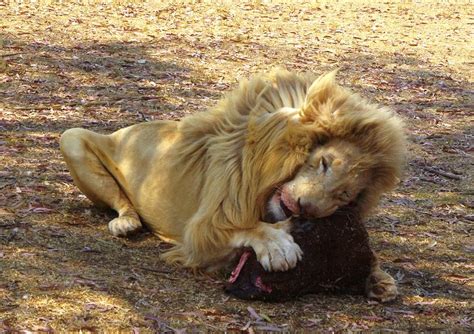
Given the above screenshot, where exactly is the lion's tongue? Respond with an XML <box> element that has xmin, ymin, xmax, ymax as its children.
<box><xmin>279</xmin><ymin>198</ymin><xmax>293</xmax><ymax>218</ymax></box>
<box><xmin>269</xmin><ymin>191</ymin><xmax>292</xmax><ymax>219</ymax></box>
<box><xmin>281</xmin><ymin>190</ymin><xmax>300</xmax><ymax>216</ymax></box>
<box><xmin>269</xmin><ymin>190</ymin><xmax>282</xmax><ymax>206</ymax></box>
<box><xmin>228</xmin><ymin>250</ymin><xmax>273</xmax><ymax>294</ymax></box>
<box><xmin>228</xmin><ymin>251</ymin><xmax>252</xmax><ymax>283</ymax></box>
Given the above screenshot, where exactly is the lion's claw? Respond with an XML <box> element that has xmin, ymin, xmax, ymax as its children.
<box><xmin>108</xmin><ymin>215</ymin><xmax>142</xmax><ymax>236</ymax></box>
<box><xmin>253</xmin><ymin>227</ymin><xmax>303</xmax><ymax>272</ymax></box>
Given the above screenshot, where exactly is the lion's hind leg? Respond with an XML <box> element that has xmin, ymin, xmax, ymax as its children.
<box><xmin>60</xmin><ymin>128</ymin><xmax>142</xmax><ymax>236</ymax></box>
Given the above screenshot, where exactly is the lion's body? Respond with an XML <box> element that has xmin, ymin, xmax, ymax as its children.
<box><xmin>60</xmin><ymin>70</ymin><xmax>405</xmax><ymax>301</ymax></box>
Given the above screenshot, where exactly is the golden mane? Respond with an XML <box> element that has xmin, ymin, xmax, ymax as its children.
<box><xmin>164</xmin><ymin>69</ymin><xmax>405</xmax><ymax>267</ymax></box>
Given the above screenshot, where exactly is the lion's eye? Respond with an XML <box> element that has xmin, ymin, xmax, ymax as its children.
<box><xmin>340</xmin><ymin>191</ymin><xmax>350</xmax><ymax>200</ymax></box>
<box><xmin>321</xmin><ymin>157</ymin><xmax>328</xmax><ymax>172</ymax></box>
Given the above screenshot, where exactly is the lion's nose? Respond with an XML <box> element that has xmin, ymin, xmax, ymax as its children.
<box><xmin>298</xmin><ymin>198</ymin><xmax>319</xmax><ymax>218</ymax></box>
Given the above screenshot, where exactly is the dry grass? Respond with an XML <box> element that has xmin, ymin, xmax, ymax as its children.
<box><xmin>1</xmin><ymin>1</ymin><xmax>473</xmax><ymax>332</ymax></box>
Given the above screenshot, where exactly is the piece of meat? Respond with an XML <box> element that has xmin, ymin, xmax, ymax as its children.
<box><xmin>225</xmin><ymin>208</ymin><xmax>376</xmax><ymax>301</ymax></box>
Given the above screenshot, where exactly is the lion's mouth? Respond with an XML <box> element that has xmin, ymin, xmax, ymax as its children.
<box><xmin>266</xmin><ymin>189</ymin><xmax>298</xmax><ymax>222</ymax></box>
<box><xmin>278</xmin><ymin>192</ymin><xmax>294</xmax><ymax>218</ymax></box>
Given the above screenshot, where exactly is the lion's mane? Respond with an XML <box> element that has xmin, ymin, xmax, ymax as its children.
<box><xmin>162</xmin><ymin>70</ymin><xmax>405</xmax><ymax>268</ymax></box>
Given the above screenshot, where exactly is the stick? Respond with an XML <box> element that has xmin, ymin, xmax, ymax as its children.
<box><xmin>12</xmin><ymin>101</ymin><xmax>112</xmax><ymax>110</ymax></box>
<box><xmin>0</xmin><ymin>53</ymin><xmax>22</xmax><ymax>58</ymax></box>
<box><xmin>137</xmin><ymin>110</ymin><xmax>149</xmax><ymax>122</ymax></box>
<box><xmin>139</xmin><ymin>267</ymin><xmax>180</xmax><ymax>280</ymax></box>
<box><xmin>422</xmin><ymin>166</ymin><xmax>462</xmax><ymax>180</ymax></box>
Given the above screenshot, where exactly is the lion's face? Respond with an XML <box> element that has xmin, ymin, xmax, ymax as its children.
<box><xmin>266</xmin><ymin>139</ymin><xmax>370</xmax><ymax>221</ymax></box>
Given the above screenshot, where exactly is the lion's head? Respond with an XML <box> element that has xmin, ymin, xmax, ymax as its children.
<box><xmin>244</xmin><ymin>70</ymin><xmax>407</xmax><ymax>222</ymax></box>
<box><xmin>204</xmin><ymin>69</ymin><xmax>405</xmax><ymax>226</ymax></box>
<box><xmin>267</xmin><ymin>138</ymin><xmax>372</xmax><ymax>220</ymax></box>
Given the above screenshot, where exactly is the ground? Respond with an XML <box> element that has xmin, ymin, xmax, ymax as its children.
<box><xmin>0</xmin><ymin>1</ymin><xmax>472</xmax><ymax>332</ymax></box>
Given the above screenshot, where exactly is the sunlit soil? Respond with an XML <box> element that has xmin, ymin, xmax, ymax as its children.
<box><xmin>1</xmin><ymin>1</ymin><xmax>472</xmax><ymax>331</ymax></box>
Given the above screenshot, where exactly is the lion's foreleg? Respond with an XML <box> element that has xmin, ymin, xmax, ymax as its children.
<box><xmin>160</xmin><ymin>214</ymin><xmax>235</xmax><ymax>270</ymax></box>
<box><xmin>162</xmin><ymin>208</ymin><xmax>303</xmax><ymax>272</ymax></box>
<box><xmin>230</xmin><ymin>220</ymin><xmax>303</xmax><ymax>272</ymax></box>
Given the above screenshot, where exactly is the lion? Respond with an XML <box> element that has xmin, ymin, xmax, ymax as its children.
<box><xmin>60</xmin><ymin>70</ymin><xmax>406</xmax><ymax>302</ymax></box>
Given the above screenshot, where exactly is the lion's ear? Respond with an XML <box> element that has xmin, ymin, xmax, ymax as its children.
<box><xmin>300</xmin><ymin>70</ymin><xmax>341</xmax><ymax>122</ymax></box>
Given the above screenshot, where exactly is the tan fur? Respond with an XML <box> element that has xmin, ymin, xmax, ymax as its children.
<box><xmin>299</xmin><ymin>71</ymin><xmax>406</xmax><ymax>217</ymax></box>
<box><xmin>60</xmin><ymin>70</ymin><xmax>406</xmax><ymax>274</ymax></box>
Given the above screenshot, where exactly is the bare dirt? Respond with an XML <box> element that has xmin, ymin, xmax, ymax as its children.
<box><xmin>1</xmin><ymin>1</ymin><xmax>472</xmax><ymax>332</ymax></box>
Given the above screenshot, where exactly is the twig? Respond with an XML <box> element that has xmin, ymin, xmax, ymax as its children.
<box><xmin>137</xmin><ymin>110</ymin><xmax>150</xmax><ymax>122</ymax></box>
<box><xmin>139</xmin><ymin>267</ymin><xmax>173</xmax><ymax>274</ymax></box>
<box><xmin>422</xmin><ymin>166</ymin><xmax>462</xmax><ymax>180</ymax></box>
<box><xmin>0</xmin><ymin>53</ymin><xmax>22</xmax><ymax>58</ymax></box>
<box><xmin>419</xmin><ymin>177</ymin><xmax>437</xmax><ymax>184</ymax></box>
<box><xmin>12</xmin><ymin>101</ymin><xmax>112</xmax><ymax>110</ymax></box>
<box><xmin>139</xmin><ymin>267</ymin><xmax>180</xmax><ymax>280</ymax></box>
<box><xmin>12</xmin><ymin>97</ymin><xmax>160</xmax><ymax>111</ymax></box>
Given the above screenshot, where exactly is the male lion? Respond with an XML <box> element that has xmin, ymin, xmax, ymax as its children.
<box><xmin>60</xmin><ymin>70</ymin><xmax>405</xmax><ymax>301</ymax></box>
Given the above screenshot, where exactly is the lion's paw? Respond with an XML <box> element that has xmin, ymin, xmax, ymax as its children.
<box><xmin>108</xmin><ymin>215</ymin><xmax>142</xmax><ymax>237</ymax></box>
<box><xmin>252</xmin><ymin>227</ymin><xmax>303</xmax><ymax>272</ymax></box>
<box><xmin>366</xmin><ymin>269</ymin><xmax>398</xmax><ymax>302</ymax></box>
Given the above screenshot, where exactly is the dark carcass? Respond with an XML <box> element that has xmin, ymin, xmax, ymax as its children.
<box><xmin>225</xmin><ymin>208</ymin><xmax>376</xmax><ymax>301</ymax></box>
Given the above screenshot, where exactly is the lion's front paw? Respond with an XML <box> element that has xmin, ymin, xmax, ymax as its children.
<box><xmin>252</xmin><ymin>227</ymin><xmax>303</xmax><ymax>272</ymax></box>
<box><xmin>108</xmin><ymin>215</ymin><xmax>142</xmax><ymax>236</ymax></box>
<box><xmin>366</xmin><ymin>269</ymin><xmax>398</xmax><ymax>302</ymax></box>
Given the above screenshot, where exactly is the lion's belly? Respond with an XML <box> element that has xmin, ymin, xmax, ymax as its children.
<box><xmin>131</xmin><ymin>173</ymin><xmax>201</xmax><ymax>242</ymax></box>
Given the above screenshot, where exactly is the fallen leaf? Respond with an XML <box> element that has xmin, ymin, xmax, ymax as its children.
<box><xmin>259</xmin><ymin>313</ymin><xmax>272</xmax><ymax>323</ymax></box>
<box><xmin>385</xmin><ymin>308</ymin><xmax>415</xmax><ymax>315</ymax></box>
<box><xmin>0</xmin><ymin>208</ymin><xmax>13</xmax><ymax>216</ymax></box>
<box><xmin>304</xmin><ymin>318</ymin><xmax>322</xmax><ymax>327</ymax></box>
<box><xmin>81</xmin><ymin>246</ymin><xmax>101</xmax><ymax>253</ymax></box>
<box><xmin>393</xmin><ymin>256</ymin><xmax>415</xmax><ymax>263</ymax></box>
<box><xmin>73</xmin><ymin>279</ymin><xmax>105</xmax><ymax>290</ymax></box>
<box><xmin>362</xmin><ymin>315</ymin><xmax>384</xmax><ymax>321</ymax></box>
<box><xmin>31</xmin><ymin>325</ymin><xmax>54</xmax><ymax>333</ymax></box>
<box><xmin>247</xmin><ymin>306</ymin><xmax>262</xmax><ymax>321</ymax></box>
<box><xmin>38</xmin><ymin>284</ymin><xmax>63</xmax><ymax>291</ymax></box>
<box><xmin>84</xmin><ymin>303</ymin><xmax>114</xmax><ymax>312</ymax></box>
<box><xmin>427</xmin><ymin>241</ymin><xmax>438</xmax><ymax>249</ymax></box>
<box><xmin>255</xmin><ymin>324</ymin><xmax>284</xmax><ymax>331</ymax></box>
<box><xmin>0</xmin><ymin>59</ymin><xmax>7</xmax><ymax>72</ymax></box>
<box><xmin>30</xmin><ymin>207</ymin><xmax>55</xmax><ymax>213</ymax></box>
